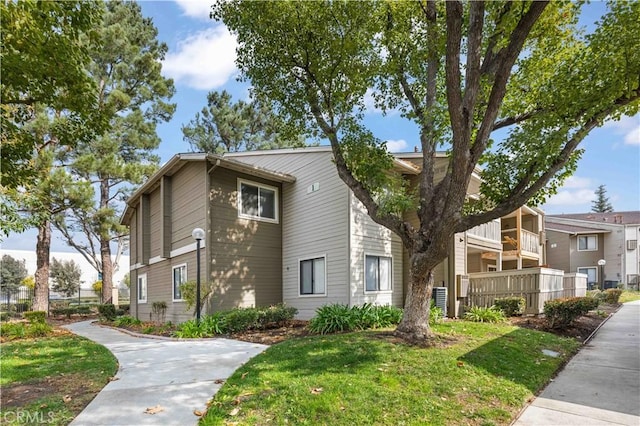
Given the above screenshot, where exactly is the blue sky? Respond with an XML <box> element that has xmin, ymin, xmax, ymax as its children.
<box><xmin>2</xmin><ymin>0</ymin><xmax>639</xmax><ymax>253</ymax></box>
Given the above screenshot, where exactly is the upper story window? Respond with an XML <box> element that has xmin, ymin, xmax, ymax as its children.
<box><xmin>578</xmin><ymin>235</ymin><xmax>597</xmax><ymax>251</ymax></box>
<box><xmin>238</xmin><ymin>179</ymin><xmax>278</xmax><ymax>223</ymax></box>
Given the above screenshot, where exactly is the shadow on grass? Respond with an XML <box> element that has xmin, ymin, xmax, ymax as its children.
<box><xmin>459</xmin><ymin>327</ymin><xmax>578</xmax><ymax>393</ymax></box>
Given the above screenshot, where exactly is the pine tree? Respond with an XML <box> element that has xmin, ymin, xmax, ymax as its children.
<box><xmin>55</xmin><ymin>0</ymin><xmax>175</xmax><ymax>303</ymax></box>
<box><xmin>592</xmin><ymin>185</ymin><xmax>614</xmax><ymax>212</ymax></box>
<box><xmin>182</xmin><ymin>90</ymin><xmax>305</xmax><ymax>153</ymax></box>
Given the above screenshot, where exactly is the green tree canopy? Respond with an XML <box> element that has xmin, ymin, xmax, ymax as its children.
<box><xmin>0</xmin><ymin>255</ymin><xmax>28</xmax><ymax>293</ymax></box>
<box><xmin>50</xmin><ymin>258</ymin><xmax>82</xmax><ymax>297</ymax></box>
<box><xmin>54</xmin><ymin>0</ymin><xmax>176</xmax><ymax>303</ymax></box>
<box><xmin>182</xmin><ymin>90</ymin><xmax>306</xmax><ymax>153</ymax></box>
<box><xmin>0</xmin><ymin>0</ymin><xmax>104</xmax><ymax>188</ymax></box>
<box><xmin>213</xmin><ymin>0</ymin><xmax>640</xmax><ymax>341</ymax></box>
<box><xmin>591</xmin><ymin>184</ymin><xmax>614</xmax><ymax>213</ymax></box>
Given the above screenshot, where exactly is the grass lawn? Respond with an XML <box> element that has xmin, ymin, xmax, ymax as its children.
<box><xmin>619</xmin><ymin>290</ymin><xmax>640</xmax><ymax>303</ymax></box>
<box><xmin>202</xmin><ymin>321</ymin><xmax>580</xmax><ymax>425</ymax></box>
<box><xmin>0</xmin><ymin>334</ymin><xmax>118</xmax><ymax>426</ymax></box>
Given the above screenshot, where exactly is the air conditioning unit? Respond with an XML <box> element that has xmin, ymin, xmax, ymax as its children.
<box><xmin>627</xmin><ymin>240</ymin><xmax>637</xmax><ymax>250</ymax></box>
<box><xmin>432</xmin><ymin>287</ymin><xmax>447</xmax><ymax>317</ymax></box>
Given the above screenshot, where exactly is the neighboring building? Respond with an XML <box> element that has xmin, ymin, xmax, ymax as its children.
<box><xmin>545</xmin><ymin>212</ymin><xmax>640</xmax><ymax>289</ymax></box>
<box><xmin>121</xmin><ymin>147</ymin><xmax>544</xmax><ymax>323</ymax></box>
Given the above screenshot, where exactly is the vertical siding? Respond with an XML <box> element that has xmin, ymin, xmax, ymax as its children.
<box><xmin>149</xmin><ymin>188</ymin><xmax>161</xmax><ymax>258</ymax></box>
<box><xmin>161</xmin><ymin>176</ymin><xmax>172</xmax><ymax>258</ymax></box>
<box><xmin>130</xmin><ymin>210</ymin><xmax>138</xmax><ymax>265</ymax></box>
<box><xmin>208</xmin><ymin>168</ymin><xmax>283</xmax><ymax>311</ymax></box>
<box><xmin>171</xmin><ymin>162</ymin><xmax>207</xmax><ymax>250</ymax></box>
<box><xmin>229</xmin><ymin>151</ymin><xmax>349</xmax><ymax>319</ymax></box>
<box><xmin>350</xmin><ymin>193</ymin><xmax>404</xmax><ymax>308</ymax></box>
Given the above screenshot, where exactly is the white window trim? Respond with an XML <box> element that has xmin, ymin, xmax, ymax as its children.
<box><xmin>237</xmin><ymin>178</ymin><xmax>279</xmax><ymax>224</ymax></box>
<box><xmin>172</xmin><ymin>263</ymin><xmax>187</xmax><ymax>302</ymax></box>
<box><xmin>298</xmin><ymin>254</ymin><xmax>327</xmax><ymax>297</ymax></box>
<box><xmin>137</xmin><ymin>273</ymin><xmax>147</xmax><ymax>304</ymax></box>
<box><xmin>577</xmin><ymin>266</ymin><xmax>598</xmax><ymax>283</ymax></box>
<box><xmin>364</xmin><ymin>253</ymin><xmax>393</xmax><ymax>294</ymax></box>
<box><xmin>577</xmin><ymin>234</ymin><xmax>598</xmax><ymax>252</ymax></box>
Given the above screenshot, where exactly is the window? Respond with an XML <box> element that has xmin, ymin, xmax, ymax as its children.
<box><xmin>137</xmin><ymin>273</ymin><xmax>147</xmax><ymax>303</ymax></box>
<box><xmin>299</xmin><ymin>256</ymin><xmax>326</xmax><ymax>296</ymax></box>
<box><xmin>365</xmin><ymin>255</ymin><xmax>392</xmax><ymax>292</ymax></box>
<box><xmin>578</xmin><ymin>267</ymin><xmax>597</xmax><ymax>285</ymax></box>
<box><xmin>173</xmin><ymin>264</ymin><xmax>187</xmax><ymax>301</ymax></box>
<box><xmin>238</xmin><ymin>179</ymin><xmax>278</xmax><ymax>222</ymax></box>
<box><xmin>578</xmin><ymin>235</ymin><xmax>597</xmax><ymax>251</ymax></box>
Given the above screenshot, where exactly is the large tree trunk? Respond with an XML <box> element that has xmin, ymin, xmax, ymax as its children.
<box><xmin>101</xmin><ymin>238</ymin><xmax>113</xmax><ymax>303</ymax></box>
<box><xmin>33</xmin><ymin>220</ymin><xmax>51</xmax><ymax>313</ymax></box>
<box><xmin>395</xmin><ymin>252</ymin><xmax>436</xmax><ymax>341</ymax></box>
<box><xmin>99</xmin><ymin>178</ymin><xmax>113</xmax><ymax>304</ymax></box>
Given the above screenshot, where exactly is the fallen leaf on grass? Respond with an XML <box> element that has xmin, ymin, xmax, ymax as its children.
<box><xmin>144</xmin><ymin>405</ymin><xmax>164</xmax><ymax>415</ymax></box>
<box><xmin>230</xmin><ymin>407</ymin><xmax>240</xmax><ymax>416</ymax></box>
<box><xmin>241</xmin><ymin>372</ymin><xmax>248</xmax><ymax>379</ymax></box>
<box><xmin>310</xmin><ymin>387</ymin><xmax>323</xmax><ymax>395</ymax></box>
<box><xmin>457</xmin><ymin>361</ymin><xmax>464</xmax><ymax>367</ymax></box>
<box><xmin>109</xmin><ymin>376</ymin><xmax>120</xmax><ymax>381</ymax></box>
<box><xmin>63</xmin><ymin>395</ymin><xmax>72</xmax><ymax>403</ymax></box>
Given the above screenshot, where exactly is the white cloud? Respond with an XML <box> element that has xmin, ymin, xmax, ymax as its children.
<box><xmin>385</xmin><ymin>139</ymin><xmax>408</xmax><ymax>152</ymax></box>
<box><xmin>543</xmin><ymin>175</ymin><xmax>593</xmax><ymax>207</ymax></box>
<box><xmin>173</xmin><ymin>0</ymin><xmax>213</xmax><ymax>20</ymax></box>
<box><xmin>561</xmin><ymin>175</ymin><xmax>592</xmax><ymax>189</ymax></box>
<box><xmin>603</xmin><ymin>114</ymin><xmax>640</xmax><ymax>146</ymax></box>
<box><xmin>162</xmin><ymin>26</ymin><xmax>237</xmax><ymax>90</ymax></box>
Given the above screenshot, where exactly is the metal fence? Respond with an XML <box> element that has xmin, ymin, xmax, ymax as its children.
<box><xmin>1</xmin><ymin>286</ymin><xmax>35</xmax><ymax>314</ymax></box>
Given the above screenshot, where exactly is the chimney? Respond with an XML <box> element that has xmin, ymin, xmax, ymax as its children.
<box><xmin>614</xmin><ymin>214</ymin><xmax>623</xmax><ymax>224</ymax></box>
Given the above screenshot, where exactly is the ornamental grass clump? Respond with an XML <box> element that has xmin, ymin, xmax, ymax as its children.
<box><xmin>463</xmin><ymin>305</ymin><xmax>506</xmax><ymax>323</ymax></box>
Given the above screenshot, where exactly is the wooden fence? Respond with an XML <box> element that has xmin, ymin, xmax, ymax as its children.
<box><xmin>468</xmin><ymin>268</ymin><xmax>569</xmax><ymax>314</ymax></box>
<box><xmin>562</xmin><ymin>273</ymin><xmax>588</xmax><ymax>298</ymax></box>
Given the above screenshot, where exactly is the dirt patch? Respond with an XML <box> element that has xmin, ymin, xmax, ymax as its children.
<box><xmin>509</xmin><ymin>303</ymin><xmax>619</xmax><ymax>343</ymax></box>
<box><xmin>1</xmin><ymin>373</ymin><xmax>93</xmax><ymax>411</ymax></box>
<box><xmin>372</xmin><ymin>329</ymin><xmax>461</xmax><ymax>348</ymax></box>
<box><xmin>225</xmin><ymin>320</ymin><xmax>311</xmax><ymax>345</ymax></box>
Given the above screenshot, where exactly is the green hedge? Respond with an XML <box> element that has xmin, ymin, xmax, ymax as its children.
<box><xmin>24</xmin><ymin>311</ymin><xmax>46</xmax><ymax>324</ymax></box>
<box><xmin>493</xmin><ymin>297</ymin><xmax>525</xmax><ymax>317</ymax></box>
<box><xmin>544</xmin><ymin>297</ymin><xmax>599</xmax><ymax>329</ymax></box>
<box><xmin>98</xmin><ymin>304</ymin><xmax>117</xmax><ymax>321</ymax></box>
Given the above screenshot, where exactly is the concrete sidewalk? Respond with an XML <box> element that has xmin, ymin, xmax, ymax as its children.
<box><xmin>64</xmin><ymin>321</ymin><xmax>267</xmax><ymax>426</ymax></box>
<box><xmin>513</xmin><ymin>300</ymin><xmax>640</xmax><ymax>426</ymax></box>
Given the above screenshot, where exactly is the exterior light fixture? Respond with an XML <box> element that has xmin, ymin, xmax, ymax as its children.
<box><xmin>192</xmin><ymin>228</ymin><xmax>205</xmax><ymax>324</ymax></box>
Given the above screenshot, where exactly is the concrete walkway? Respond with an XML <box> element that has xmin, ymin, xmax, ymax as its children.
<box><xmin>514</xmin><ymin>300</ymin><xmax>640</xmax><ymax>426</ymax></box>
<box><xmin>63</xmin><ymin>321</ymin><xmax>267</xmax><ymax>426</ymax></box>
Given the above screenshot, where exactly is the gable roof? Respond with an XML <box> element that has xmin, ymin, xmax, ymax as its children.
<box><xmin>546</xmin><ymin>211</ymin><xmax>640</xmax><ymax>226</ymax></box>
<box><xmin>121</xmin><ymin>153</ymin><xmax>296</xmax><ymax>225</ymax></box>
<box><xmin>544</xmin><ymin>220</ymin><xmax>610</xmax><ymax>235</ymax></box>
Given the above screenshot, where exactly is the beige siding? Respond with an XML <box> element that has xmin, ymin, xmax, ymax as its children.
<box><xmin>569</xmin><ymin>234</ymin><xmax>605</xmax><ymax>273</ymax></box>
<box><xmin>130</xmin><ymin>210</ymin><xmax>138</xmax><ymax>265</ymax></box>
<box><xmin>135</xmin><ymin>262</ymin><xmax>171</xmax><ymax>322</ymax></box>
<box><xmin>350</xmin><ymin>193</ymin><xmax>404</xmax><ymax>308</ymax></box>
<box><xmin>149</xmin><ymin>188</ymin><xmax>161</xmax><ymax>258</ymax></box>
<box><xmin>171</xmin><ymin>162</ymin><xmax>207</xmax><ymax>250</ymax></box>
<box><xmin>160</xmin><ymin>176</ymin><xmax>172</xmax><ymax>258</ymax></box>
<box><xmin>207</xmin><ymin>168</ymin><xmax>282</xmax><ymax>311</ymax></box>
<box><xmin>229</xmin><ymin>151</ymin><xmax>349</xmax><ymax>319</ymax></box>
<box><xmin>546</xmin><ymin>230</ymin><xmax>571</xmax><ymax>272</ymax></box>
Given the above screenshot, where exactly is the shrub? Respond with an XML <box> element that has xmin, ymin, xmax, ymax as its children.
<box><xmin>77</xmin><ymin>306</ymin><xmax>92</xmax><ymax>315</ymax></box>
<box><xmin>308</xmin><ymin>304</ymin><xmax>404</xmax><ymax>335</ymax></box>
<box><xmin>257</xmin><ymin>304</ymin><xmax>298</xmax><ymax>327</ymax></box>
<box><xmin>223</xmin><ymin>307</ymin><xmax>260</xmax><ymax>333</ymax></box>
<box><xmin>174</xmin><ymin>319</ymin><xmax>204</xmax><ymax>338</ymax></box>
<box><xmin>604</xmin><ymin>288</ymin><xmax>623</xmax><ymax>304</ymax></box>
<box><xmin>308</xmin><ymin>304</ymin><xmax>356</xmax><ymax>334</ymax></box>
<box><xmin>463</xmin><ymin>306</ymin><xmax>506</xmax><ymax>323</ymax></box>
<box><xmin>0</xmin><ymin>312</ymin><xmax>8</xmax><ymax>322</ymax></box>
<box><xmin>25</xmin><ymin>322</ymin><xmax>52</xmax><ymax>338</ymax></box>
<box><xmin>429</xmin><ymin>300</ymin><xmax>443</xmax><ymax>324</ymax></box>
<box><xmin>120</xmin><ymin>304</ymin><xmax>130</xmax><ymax>314</ymax></box>
<box><xmin>494</xmin><ymin>297</ymin><xmax>526</xmax><ymax>317</ymax></box>
<box><xmin>24</xmin><ymin>311</ymin><xmax>46</xmax><ymax>324</ymax></box>
<box><xmin>1</xmin><ymin>322</ymin><xmax>25</xmax><ymax>340</ymax></box>
<box><xmin>200</xmin><ymin>313</ymin><xmax>225</xmax><ymax>335</ymax></box>
<box><xmin>98</xmin><ymin>304</ymin><xmax>117</xmax><ymax>321</ymax></box>
<box><xmin>544</xmin><ymin>297</ymin><xmax>599</xmax><ymax>329</ymax></box>
<box><xmin>113</xmin><ymin>315</ymin><xmax>142</xmax><ymax>327</ymax></box>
